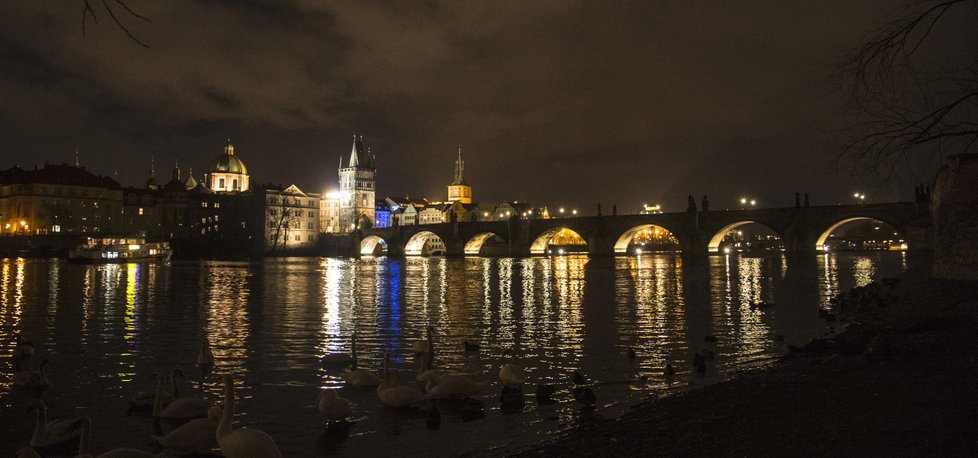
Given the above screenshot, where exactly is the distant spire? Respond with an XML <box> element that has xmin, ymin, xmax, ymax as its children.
<box><xmin>172</xmin><ymin>159</ymin><xmax>181</xmax><ymax>181</ymax></box>
<box><xmin>349</xmin><ymin>133</ymin><xmax>363</xmax><ymax>167</ymax></box>
<box><xmin>184</xmin><ymin>167</ymin><xmax>198</xmax><ymax>190</ymax></box>
<box><xmin>338</xmin><ymin>155</ymin><xmax>343</xmax><ymax>170</ymax></box>
<box><xmin>74</xmin><ymin>149</ymin><xmax>80</xmax><ymax>167</ymax></box>
<box><xmin>225</xmin><ymin>138</ymin><xmax>234</xmax><ymax>156</ymax></box>
<box><xmin>453</xmin><ymin>145</ymin><xmax>465</xmax><ymax>185</ymax></box>
<box><xmin>150</xmin><ymin>154</ymin><xmax>155</xmax><ymax>178</ymax></box>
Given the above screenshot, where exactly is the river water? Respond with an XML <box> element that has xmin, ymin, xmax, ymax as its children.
<box><xmin>0</xmin><ymin>252</ymin><xmax>907</xmax><ymax>456</ymax></box>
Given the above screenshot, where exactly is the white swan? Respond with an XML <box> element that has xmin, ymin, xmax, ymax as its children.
<box><xmin>15</xmin><ymin>448</ymin><xmax>41</xmax><ymax>458</ymax></box>
<box><xmin>151</xmin><ymin>406</ymin><xmax>221</xmax><ymax>453</ymax></box>
<box><xmin>415</xmin><ymin>348</ymin><xmax>446</xmax><ymax>387</ymax></box>
<box><xmin>13</xmin><ymin>335</ymin><xmax>34</xmax><ymax>371</ymax></box>
<box><xmin>154</xmin><ymin>373</ymin><xmax>211</xmax><ymax>420</ymax></box>
<box><xmin>499</xmin><ymin>356</ymin><xmax>525</xmax><ymax>386</ymax></box>
<box><xmin>322</xmin><ymin>333</ymin><xmax>359</xmax><ymax>366</ymax></box>
<box><xmin>75</xmin><ymin>416</ymin><xmax>156</xmax><ymax>458</ymax></box>
<box><xmin>27</xmin><ymin>400</ymin><xmax>82</xmax><ymax>448</ymax></box>
<box><xmin>425</xmin><ymin>374</ymin><xmax>487</xmax><ymax>400</ymax></box>
<box><xmin>317</xmin><ymin>389</ymin><xmax>353</xmax><ymax>421</ymax></box>
<box><xmin>217</xmin><ymin>374</ymin><xmax>283</xmax><ymax>458</ymax></box>
<box><xmin>341</xmin><ymin>368</ymin><xmax>383</xmax><ymax>387</ymax></box>
<box><xmin>197</xmin><ymin>338</ymin><xmax>214</xmax><ymax>374</ymax></box>
<box><xmin>377</xmin><ymin>354</ymin><xmax>424</xmax><ymax>408</ymax></box>
<box><xmin>128</xmin><ymin>370</ymin><xmax>179</xmax><ymax>409</ymax></box>
<box><xmin>14</xmin><ymin>358</ymin><xmax>51</xmax><ymax>389</ymax></box>
<box><xmin>339</xmin><ymin>334</ymin><xmax>383</xmax><ymax>386</ymax></box>
<box><xmin>411</xmin><ymin>327</ymin><xmax>434</xmax><ymax>356</ymax></box>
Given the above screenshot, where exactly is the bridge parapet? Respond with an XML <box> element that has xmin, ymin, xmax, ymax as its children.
<box><xmin>351</xmin><ymin>201</ymin><xmax>931</xmax><ymax>257</ymax></box>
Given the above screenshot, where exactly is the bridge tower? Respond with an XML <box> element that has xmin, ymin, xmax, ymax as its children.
<box><xmin>338</xmin><ymin>134</ymin><xmax>376</xmax><ymax>233</ymax></box>
<box><xmin>447</xmin><ymin>146</ymin><xmax>472</xmax><ymax>204</ymax></box>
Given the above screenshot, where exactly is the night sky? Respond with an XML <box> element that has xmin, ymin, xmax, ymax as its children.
<box><xmin>0</xmin><ymin>1</ymin><xmax>953</xmax><ymax>212</ymax></box>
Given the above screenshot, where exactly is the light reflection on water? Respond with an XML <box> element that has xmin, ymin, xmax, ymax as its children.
<box><xmin>0</xmin><ymin>252</ymin><xmax>908</xmax><ymax>455</ymax></box>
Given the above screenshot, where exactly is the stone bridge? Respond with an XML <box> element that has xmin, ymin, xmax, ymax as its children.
<box><xmin>355</xmin><ymin>202</ymin><xmax>932</xmax><ymax>257</ymax></box>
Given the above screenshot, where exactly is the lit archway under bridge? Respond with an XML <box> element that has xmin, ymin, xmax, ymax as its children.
<box><xmin>404</xmin><ymin>231</ymin><xmax>447</xmax><ymax>256</ymax></box>
<box><xmin>530</xmin><ymin>227</ymin><xmax>588</xmax><ymax>255</ymax></box>
<box><xmin>464</xmin><ymin>232</ymin><xmax>505</xmax><ymax>255</ymax></box>
<box><xmin>614</xmin><ymin>224</ymin><xmax>681</xmax><ymax>254</ymax></box>
<box><xmin>815</xmin><ymin>217</ymin><xmax>908</xmax><ymax>251</ymax></box>
<box><xmin>360</xmin><ymin>235</ymin><xmax>388</xmax><ymax>256</ymax></box>
<box><xmin>707</xmin><ymin>221</ymin><xmax>783</xmax><ymax>253</ymax></box>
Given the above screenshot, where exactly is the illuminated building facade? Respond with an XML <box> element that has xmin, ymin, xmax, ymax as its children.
<box><xmin>261</xmin><ymin>184</ymin><xmax>320</xmax><ymax>253</ymax></box>
<box><xmin>338</xmin><ymin>135</ymin><xmax>376</xmax><ymax>232</ymax></box>
<box><xmin>319</xmin><ymin>191</ymin><xmax>341</xmax><ymax>233</ymax></box>
<box><xmin>447</xmin><ymin>146</ymin><xmax>472</xmax><ymax>204</ymax></box>
<box><xmin>0</xmin><ymin>163</ymin><xmax>123</xmax><ymax>235</ymax></box>
<box><xmin>205</xmin><ymin>140</ymin><xmax>250</xmax><ymax>193</ymax></box>
<box><xmin>374</xmin><ymin>200</ymin><xmax>392</xmax><ymax>228</ymax></box>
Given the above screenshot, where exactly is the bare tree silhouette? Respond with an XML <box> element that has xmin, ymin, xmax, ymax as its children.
<box><xmin>838</xmin><ymin>0</ymin><xmax>978</xmax><ymax>175</ymax></box>
<box><xmin>81</xmin><ymin>0</ymin><xmax>151</xmax><ymax>47</ymax></box>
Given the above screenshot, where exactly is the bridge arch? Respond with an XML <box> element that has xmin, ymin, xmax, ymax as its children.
<box><xmin>814</xmin><ymin>217</ymin><xmax>907</xmax><ymax>251</ymax></box>
<box><xmin>707</xmin><ymin>221</ymin><xmax>783</xmax><ymax>253</ymax></box>
<box><xmin>464</xmin><ymin>232</ymin><xmax>504</xmax><ymax>255</ymax></box>
<box><xmin>360</xmin><ymin>235</ymin><xmax>388</xmax><ymax>256</ymax></box>
<box><xmin>614</xmin><ymin>224</ymin><xmax>681</xmax><ymax>254</ymax></box>
<box><xmin>404</xmin><ymin>231</ymin><xmax>447</xmax><ymax>256</ymax></box>
<box><xmin>530</xmin><ymin>227</ymin><xmax>588</xmax><ymax>255</ymax></box>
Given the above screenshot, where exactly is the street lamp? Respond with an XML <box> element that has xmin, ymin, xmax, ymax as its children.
<box><xmin>572</xmin><ymin>209</ymin><xmax>578</xmax><ymax>215</ymax></box>
<box><xmin>559</xmin><ymin>208</ymin><xmax>565</xmax><ymax>215</ymax></box>
<box><xmin>853</xmin><ymin>192</ymin><xmax>866</xmax><ymax>204</ymax></box>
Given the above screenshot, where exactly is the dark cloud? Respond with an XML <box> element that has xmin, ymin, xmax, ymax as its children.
<box><xmin>0</xmin><ymin>0</ymin><xmax>957</xmax><ymax>211</ymax></box>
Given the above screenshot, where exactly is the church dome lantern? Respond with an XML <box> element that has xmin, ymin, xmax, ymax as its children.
<box><xmin>205</xmin><ymin>139</ymin><xmax>250</xmax><ymax>192</ymax></box>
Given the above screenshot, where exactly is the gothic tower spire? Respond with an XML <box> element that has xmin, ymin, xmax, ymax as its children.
<box><xmin>453</xmin><ymin>145</ymin><xmax>465</xmax><ymax>185</ymax></box>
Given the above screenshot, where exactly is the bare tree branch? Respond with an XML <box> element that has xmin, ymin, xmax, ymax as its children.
<box><xmin>837</xmin><ymin>0</ymin><xmax>978</xmax><ymax>177</ymax></box>
<box><xmin>81</xmin><ymin>0</ymin><xmax>150</xmax><ymax>48</ymax></box>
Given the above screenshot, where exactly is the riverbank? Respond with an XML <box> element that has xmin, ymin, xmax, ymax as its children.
<box><xmin>515</xmin><ymin>268</ymin><xmax>978</xmax><ymax>456</ymax></box>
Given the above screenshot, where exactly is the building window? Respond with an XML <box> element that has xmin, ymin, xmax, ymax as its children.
<box><xmin>219</xmin><ymin>178</ymin><xmax>225</xmax><ymax>188</ymax></box>
<box><xmin>138</xmin><ymin>207</ymin><xmax>144</xmax><ymax>215</ymax></box>
<box><xmin>214</xmin><ymin>202</ymin><xmax>220</xmax><ymax>208</ymax></box>
<box><xmin>232</xmin><ymin>179</ymin><xmax>238</xmax><ymax>189</ymax></box>
<box><xmin>294</xmin><ymin>235</ymin><xmax>301</xmax><ymax>241</ymax></box>
<box><xmin>307</xmin><ymin>222</ymin><xmax>313</xmax><ymax>229</ymax></box>
<box><xmin>201</xmin><ymin>202</ymin><xmax>208</xmax><ymax>208</ymax></box>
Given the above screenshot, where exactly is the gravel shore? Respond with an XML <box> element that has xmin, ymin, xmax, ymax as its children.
<box><xmin>515</xmin><ymin>268</ymin><xmax>978</xmax><ymax>457</ymax></box>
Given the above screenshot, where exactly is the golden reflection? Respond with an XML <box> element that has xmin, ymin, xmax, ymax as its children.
<box><xmin>0</xmin><ymin>259</ymin><xmax>22</xmax><ymax>393</ymax></box>
<box><xmin>552</xmin><ymin>255</ymin><xmax>585</xmax><ymax>357</ymax></box>
<box><xmin>496</xmin><ymin>258</ymin><xmax>515</xmax><ymax>345</ymax></box>
<box><xmin>708</xmin><ymin>256</ymin><xmax>775</xmax><ymax>370</ymax></box>
<box><xmin>618</xmin><ymin>254</ymin><xmax>687</xmax><ymax>381</ymax></box>
<box><xmin>317</xmin><ymin>258</ymin><xmax>346</xmax><ymax>386</ymax></box>
<box><xmin>852</xmin><ymin>256</ymin><xmax>876</xmax><ymax>287</ymax></box>
<box><xmin>119</xmin><ymin>263</ymin><xmax>138</xmax><ymax>383</ymax></box>
<box><xmin>203</xmin><ymin>264</ymin><xmax>252</xmax><ymax>376</ymax></box>
<box><xmin>818</xmin><ymin>253</ymin><xmax>840</xmax><ymax>309</ymax></box>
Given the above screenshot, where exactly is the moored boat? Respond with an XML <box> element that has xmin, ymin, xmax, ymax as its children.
<box><xmin>68</xmin><ymin>237</ymin><xmax>172</xmax><ymax>263</ymax></box>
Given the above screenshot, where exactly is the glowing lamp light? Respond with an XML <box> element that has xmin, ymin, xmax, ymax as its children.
<box><xmin>572</xmin><ymin>209</ymin><xmax>578</xmax><ymax>215</ymax></box>
<box><xmin>558</xmin><ymin>248</ymin><xmax>565</xmax><ymax>255</ymax></box>
<box><xmin>128</xmin><ymin>244</ymin><xmax>141</xmax><ymax>250</ymax></box>
<box><xmin>723</xmin><ymin>247</ymin><xmax>731</xmax><ymax>254</ymax></box>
